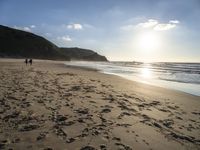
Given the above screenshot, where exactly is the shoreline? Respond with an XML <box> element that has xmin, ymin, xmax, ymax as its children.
<box><xmin>0</xmin><ymin>58</ymin><xmax>199</xmax><ymax>97</ymax></box>
<box><xmin>100</xmin><ymin>71</ymin><xmax>200</xmax><ymax>97</ymax></box>
<box><xmin>63</xmin><ymin>60</ymin><xmax>200</xmax><ymax>97</ymax></box>
<box><xmin>0</xmin><ymin>59</ymin><xmax>200</xmax><ymax>150</ymax></box>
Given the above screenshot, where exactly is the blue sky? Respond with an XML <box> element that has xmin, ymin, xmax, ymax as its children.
<box><xmin>0</xmin><ymin>0</ymin><xmax>200</xmax><ymax>62</ymax></box>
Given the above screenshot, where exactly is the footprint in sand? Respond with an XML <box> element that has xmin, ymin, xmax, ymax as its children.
<box><xmin>89</xmin><ymin>100</ymin><xmax>96</xmax><ymax>104</ymax></box>
<box><xmin>43</xmin><ymin>147</ymin><xmax>53</xmax><ymax>150</ymax></box>
<box><xmin>36</xmin><ymin>132</ymin><xmax>48</xmax><ymax>141</ymax></box>
<box><xmin>115</xmin><ymin>142</ymin><xmax>132</xmax><ymax>150</ymax></box>
<box><xmin>118</xmin><ymin>111</ymin><xmax>132</xmax><ymax>119</ymax></box>
<box><xmin>99</xmin><ymin>144</ymin><xmax>107</xmax><ymax>150</ymax></box>
<box><xmin>75</xmin><ymin>108</ymin><xmax>89</xmax><ymax>115</ymax></box>
<box><xmin>70</xmin><ymin>86</ymin><xmax>81</xmax><ymax>91</ymax></box>
<box><xmin>0</xmin><ymin>139</ymin><xmax>9</xmax><ymax>149</ymax></box>
<box><xmin>101</xmin><ymin>108</ymin><xmax>111</xmax><ymax>113</ymax></box>
<box><xmin>66</xmin><ymin>137</ymin><xmax>76</xmax><ymax>143</ymax></box>
<box><xmin>53</xmin><ymin>125</ymin><xmax>67</xmax><ymax>139</ymax></box>
<box><xmin>11</xmin><ymin>137</ymin><xmax>20</xmax><ymax>144</ymax></box>
<box><xmin>18</xmin><ymin>123</ymin><xmax>40</xmax><ymax>132</ymax></box>
<box><xmin>161</xmin><ymin>119</ymin><xmax>174</xmax><ymax>128</ymax></box>
<box><xmin>80</xmin><ymin>146</ymin><xmax>96</xmax><ymax>150</ymax></box>
<box><xmin>112</xmin><ymin>137</ymin><xmax>121</xmax><ymax>141</ymax></box>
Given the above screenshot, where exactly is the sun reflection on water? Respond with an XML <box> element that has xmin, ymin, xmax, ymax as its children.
<box><xmin>141</xmin><ymin>67</ymin><xmax>152</xmax><ymax>78</ymax></box>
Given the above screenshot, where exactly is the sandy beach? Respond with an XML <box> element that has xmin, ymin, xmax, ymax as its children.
<box><xmin>0</xmin><ymin>59</ymin><xmax>200</xmax><ymax>150</ymax></box>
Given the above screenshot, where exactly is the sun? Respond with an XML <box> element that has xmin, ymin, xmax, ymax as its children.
<box><xmin>137</xmin><ymin>31</ymin><xmax>161</xmax><ymax>51</ymax></box>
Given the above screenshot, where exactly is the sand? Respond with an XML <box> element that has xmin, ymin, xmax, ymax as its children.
<box><xmin>0</xmin><ymin>59</ymin><xmax>200</xmax><ymax>150</ymax></box>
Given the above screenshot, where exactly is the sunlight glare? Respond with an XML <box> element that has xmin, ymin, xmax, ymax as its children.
<box><xmin>141</xmin><ymin>68</ymin><xmax>152</xmax><ymax>78</ymax></box>
<box><xmin>137</xmin><ymin>32</ymin><xmax>161</xmax><ymax>50</ymax></box>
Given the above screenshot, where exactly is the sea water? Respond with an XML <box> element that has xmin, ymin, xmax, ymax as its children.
<box><xmin>65</xmin><ymin>61</ymin><xmax>200</xmax><ymax>96</ymax></box>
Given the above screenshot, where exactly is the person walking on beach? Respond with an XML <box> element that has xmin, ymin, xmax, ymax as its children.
<box><xmin>29</xmin><ymin>59</ymin><xmax>33</xmax><ymax>65</ymax></box>
<box><xmin>25</xmin><ymin>58</ymin><xmax>28</xmax><ymax>65</ymax></box>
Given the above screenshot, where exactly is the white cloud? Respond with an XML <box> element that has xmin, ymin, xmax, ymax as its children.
<box><xmin>121</xmin><ymin>19</ymin><xmax>180</xmax><ymax>31</ymax></box>
<box><xmin>67</xmin><ymin>23</ymin><xmax>82</xmax><ymax>30</ymax></box>
<box><xmin>23</xmin><ymin>27</ymin><xmax>31</xmax><ymax>32</ymax></box>
<box><xmin>14</xmin><ymin>25</ymin><xmax>37</xmax><ymax>32</ymax></box>
<box><xmin>120</xmin><ymin>19</ymin><xmax>158</xmax><ymax>31</ymax></box>
<box><xmin>154</xmin><ymin>23</ymin><xmax>176</xmax><ymax>31</ymax></box>
<box><xmin>57</xmin><ymin>36</ymin><xmax>72</xmax><ymax>42</ymax></box>
<box><xmin>169</xmin><ymin>20</ymin><xmax>180</xmax><ymax>24</ymax></box>
<box><xmin>30</xmin><ymin>25</ymin><xmax>36</xmax><ymax>28</ymax></box>
<box><xmin>138</xmin><ymin>19</ymin><xmax>158</xmax><ymax>28</ymax></box>
<box><xmin>14</xmin><ymin>25</ymin><xmax>31</xmax><ymax>32</ymax></box>
<box><xmin>13</xmin><ymin>26</ymin><xmax>19</xmax><ymax>29</ymax></box>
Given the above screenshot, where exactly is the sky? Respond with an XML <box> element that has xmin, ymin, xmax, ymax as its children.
<box><xmin>0</xmin><ymin>0</ymin><xmax>200</xmax><ymax>62</ymax></box>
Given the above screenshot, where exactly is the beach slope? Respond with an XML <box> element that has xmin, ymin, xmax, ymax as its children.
<box><xmin>0</xmin><ymin>59</ymin><xmax>199</xmax><ymax>150</ymax></box>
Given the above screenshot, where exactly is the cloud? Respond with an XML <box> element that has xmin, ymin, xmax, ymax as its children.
<box><xmin>57</xmin><ymin>36</ymin><xmax>72</xmax><ymax>42</ymax></box>
<box><xmin>23</xmin><ymin>27</ymin><xmax>31</xmax><ymax>32</ymax></box>
<box><xmin>64</xmin><ymin>23</ymin><xmax>94</xmax><ymax>30</ymax></box>
<box><xmin>121</xmin><ymin>19</ymin><xmax>180</xmax><ymax>31</ymax></box>
<box><xmin>120</xmin><ymin>19</ymin><xmax>159</xmax><ymax>31</ymax></box>
<box><xmin>14</xmin><ymin>25</ymin><xmax>31</xmax><ymax>32</ymax></box>
<box><xmin>14</xmin><ymin>25</ymin><xmax>36</xmax><ymax>32</ymax></box>
<box><xmin>138</xmin><ymin>19</ymin><xmax>158</xmax><ymax>28</ymax></box>
<box><xmin>67</xmin><ymin>23</ymin><xmax>83</xmax><ymax>30</ymax></box>
<box><xmin>154</xmin><ymin>23</ymin><xmax>176</xmax><ymax>31</ymax></box>
<box><xmin>30</xmin><ymin>25</ymin><xmax>36</xmax><ymax>28</ymax></box>
<box><xmin>169</xmin><ymin>20</ymin><xmax>180</xmax><ymax>24</ymax></box>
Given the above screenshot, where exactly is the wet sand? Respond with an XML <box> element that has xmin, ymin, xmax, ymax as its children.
<box><xmin>0</xmin><ymin>59</ymin><xmax>200</xmax><ymax>150</ymax></box>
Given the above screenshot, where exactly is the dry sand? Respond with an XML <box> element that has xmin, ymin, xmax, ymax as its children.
<box><xmin>0</xmin><ymin>59</ymin><xmax>200</xmax><ymax>150</ymax></box>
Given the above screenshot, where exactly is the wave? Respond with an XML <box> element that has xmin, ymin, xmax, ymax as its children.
<box><xmin>64</xmin><ymin>61</ymin><xmax>200</xmax><ymax>96</ymax></box>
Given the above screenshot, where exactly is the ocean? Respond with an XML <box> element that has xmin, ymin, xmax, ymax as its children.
<box><xmin>64</xmin><ymin>61</ymin><xmax>200</xmax><ymax>96</ymax></box>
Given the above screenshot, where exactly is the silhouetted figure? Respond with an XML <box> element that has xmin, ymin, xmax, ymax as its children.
<box><xmin>25</xmin><ymin>58</ymin><xmax>28</xmax><ymax>65</ymax></box>
<box><xmin>29</xmin><ymin>59</ymin><xmax>32</xmax><ymax>65</ymax></box>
